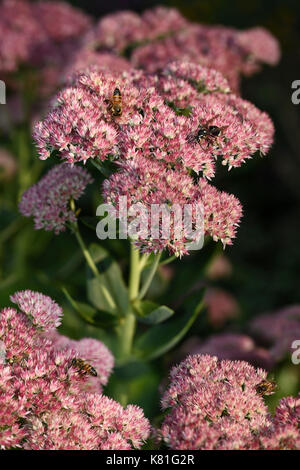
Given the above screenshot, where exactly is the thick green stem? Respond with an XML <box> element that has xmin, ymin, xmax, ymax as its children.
<box><xmin>73</xmin><ymin>223</ymin><xmax>116</xmax><ymax>311</ymax></box>
<box><xmin>129</xmin><ymin>244</ymin><xmax>140</xmax><ymax>301</ymax></box>
<box><xmin>118</xmin><ymin>244</ymin><xmax>140</xmax><ymax>360</ymax></box>
<box><xmin>138</xmin><ymin>252</ymin><xmax>162</xmax><ymax>300</ymax></box>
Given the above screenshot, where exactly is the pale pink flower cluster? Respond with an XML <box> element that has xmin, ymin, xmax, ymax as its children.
<box><xmin>184</xmin><ymin>333</ymin><xmax>273</xmax><ymax>370</ymax></box>
<box><xmin>86</xmin><ymin>7</ymin><xmax>280</xmax><ymax>92</ymax></box>
<box><xmin>19</xmin><ymin>164</ymin><xmax>93</xmax><ymax>234</ymax></box>
<box><xmin>256</xmin><ymin>395</ymin><xmax>300</xmax><ymax>450</ymax></box>
<box><xmin>0</xmin><ymin>147</ymin><xmax>17</xmax><ymax>181</ymax></box>
<box><xmin>158</xmin><ymin>63</ymin><xmax>274</xmax><ymax>170</ymax></box>
<box><xmin>0</xmin><ymin>0</ymin><xmax>91</xmax><ymax>73</ymax></box>
<box><xmin>160</xmin><ymin>354</ymin><xmax>270</xmax><ymax>449</ymax></box>
<box><xmin>0</xmin><ymin>291</ymin><xmax>150</xmax><ymax>449</ymax></box>
<box><xmin>130</xmin><ymin>22</ymin><xmax>280</xmax><ymax>91</ymax></box>
<box><xmin>237</xmin><ymin>27</ymin><xmax>281</xmax><ymax>68</ymax></box>
<box><xmin>0</xmin><ymin>0</ymin><xmax>43</xmax><ymax>73</ymax></box>
<box><xmin>160</xmin><ymin>354</ymin><xmax>300</xmax><ymax>450</ymax></box>
<box><xmin>204</xmin><ymin>288</ymin><xmax>240</xmax><ymax>327</ymax></box>
<box><xmin>32</xmin><ymin>62</ymin><xmax>274</xmax><ymax>253</ymax></box>
<box><xmin>10</xmin><ymin>290</ymin><xmax>63</xmax><ymax>331</ymax></box>
<box><xmin>63</xmin><ymin>50</ymin><xmax>131</xmax><ymax>81</ymax></box>
<box><xmin>48</xmin><ymin>331</ymin><xmax>114</xmax><ymax>393</ymax></box>
<box><xmin>88</xmin><ymin>6</ymin><xmax>187</xmax><ymax>54</ymax></box>
<box><xmin>250</xmin><ymin>305</ymin><xmax>300</xmax><ymax>362</ymax></box>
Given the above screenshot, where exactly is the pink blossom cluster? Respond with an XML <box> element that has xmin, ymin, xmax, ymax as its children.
<box><xmin>250</xmin><ymin>305</ymin><xmax>300</xmax><ymax>362</ymax></box>
<box><xmin>62</xmin><ymin>50</ymin><xmax>131</xmax><ymax>81</ymax></box>
<box><xmin>87</xmin><ymin>6</ymin><xmax>188</xmax><ymax>54</ymax></box>
<box><xmin>181</xmin><ymin>333</ymin><xmax>273</xmax><ymax>370</ymax></box>
<box><xmin>0</xmin><ymin>290</ymin><xmax>150</xmax><ymax>449</ymax></box>
<box><xmin>10</xmin><ymin>290</ymin><xmax>63</xmax><ymax>331</ymax></box>
<box><xmin>31</xmin><ymin>61</ymin><xmax>274</xmax><ymax>254</ymax></box>
<box><xmin>131</xmin><ymin>23</ymin><xmax>280</xmax><ymax>92</ymax></box>
<box><xmin>19</xmin><ymin>164</ymin><xmax>93</xmax><ymax>234</ymax></box>
<box><xmin>0</xmin><ymin>0</ymin><xmax>43</xmax><ymax>73</ymax></box>
<box><xmin>158</xmin><ymin>63</ymin><xmax>274</xmax><ymax>170</ymax></box>
<box><xmin>85</xmin><ymin>7</ymin><xmax>280</xmax><ymax>92</ymax></box>
<box><xmin>0</xmin><ymin>0</ymin><xmax>91</xmax><ymax>74</ymax></box>
<box><xmin>256</xmin><ymin>395</ymin><xmax>300</xmax><ymax>450</ymax></box>
<box><xmin>0</xmin><ymin>147</ymin><xmax>17</xmax><ymax>181</ymax></box>
<box><xmin>160</xmin><ymin>354</ymin><xmax>300</xmax><ymax>450</ymax></box>
<box><xmin>203</xmin><ymin>287</ymin><xmax>240</xmax><ymax>327</ymax></box>
<box><xmin>160</xmin><ymin>354</ymin><xmax>271</xmax><ymax>449</ymax></box>
<box><xmin>48</xmin><ymin>331</ymin><xmax>114</xmax><ymax>393</ymax></box>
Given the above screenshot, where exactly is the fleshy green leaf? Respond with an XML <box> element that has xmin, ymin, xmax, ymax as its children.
<box><xmin>133</xmin><ymin>289</ymin><xmax>205</xmax><ymax>360</ymax></box>
<box><xmin>87</xmin><ymin>243</ymin><xmax>129</xmax><ymax>316</ymax></box>
<box><xmin>133</xmin><ymin>299</ymin><xmax>174</xmax><ymax>325</ymax></box>
<box><xmin>63</xmin><ymin>288</ymin><xmax>118</xmax><ymax>327</ymax></box>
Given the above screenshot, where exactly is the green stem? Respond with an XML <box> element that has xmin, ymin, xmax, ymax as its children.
<box><xmin>73</xmin><ymin>223</ymin><xmax>116</xmax><ymax>311</ymax></box>
<box><xmin>118</xmin><ymin>244</ymin><xmax>140</xmax><ymax>360</ymax></box>
<box><xmin>138</xmin><ymin>252</ymin><xmax>162</xmax><ymax>300</ymax></box>
<box><xmin>129</xmin><ymin>244</ymin><xmax>140</xmax><ymax>301</ymax></box>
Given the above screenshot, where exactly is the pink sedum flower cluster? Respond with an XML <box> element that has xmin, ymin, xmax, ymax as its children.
<box><xmin>160</xmin><ymin>354</ymin><xmax>300</xmax><ymax>450</ymax></box>
<box><xmin>10</xmin><ymin>290</ymin><xmax>63</xmax><ymax>331</ymax></box>
<box><xmin>31</xmin><ymin>60</ymin><xmax>275</xmax><ymax>254</ymax></box>
<box><xmin>256</xmin><ymin>395</ymin><xmax>300</xmax><ymax>450</ymax></box>
<box><xmin>132</xmin><ymin>23</ymin><xmax>280</xmax><ymax>92</ymax></box>
<box><xmin>0</xmin><ymin>0</ymin><xmax>92</xmax><ymax>74</ymax></box>
<box><xmin>0</xmin><ymin>291</ymin><xmax>150</xmax><ymax>450</ymax></box>
<box><xmin>63</xmin><ymin>50</ymin><xmax>131</xmax><ymax>81</ymax></box>
<box><xmin>85</xmin><ymin>6</ymin><xmax>280</xmax><ymax>92</ymax></box>
<box><xmin>250</xmin><ymin>305</ymin><xmax>300</xmax><ymax>362</ymax></box>
<box><xmin>182</xmin><ymin>333</ymin><xmax>273</xmax><ymax>370</ymax></box>
<box><xmin>48</xmin><ymin>331</ymin><xmax>114</xmax><ymax>393</ymax></box>
<box><xmin>87</xmin><ymin>7</ymin><xmax>187</xmax><ymax>55</ymax></box>
<box><xmin>160</xmin><ymin>354</ymin><xmax>270</xmax><ymax>450</ymax></box>
<box><xmin>19</xmin><ymin>164</ymin><xmax>93</xmax><ymax>234</ymax></box>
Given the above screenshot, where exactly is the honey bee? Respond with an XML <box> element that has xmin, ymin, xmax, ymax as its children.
<box><xmin>187</xmin><ymin>116</ymin><xmax>228</xmax><ymax>149</ymax></box>
<box><xmin>255</xmin><ymin>379</ymin><xmax>277</xmax><ymax>396</ymax></box>
<box><xmin>107</xmin><ymin>87</ymin><xmax>122</xmax><ymax>117</ymax></box>
<box><xmin>70</xmin><ymin>358</ymin><xmax>97</xmax><ymax>377</ymax></box>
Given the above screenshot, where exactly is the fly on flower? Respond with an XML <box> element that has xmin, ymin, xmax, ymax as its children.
<box><xmin>187</xmin><ymin>116</ymin><xmax>228</xmax><ymax>150</ymax></box>
<box><xmin>70</xmin><ymin>357</ymin><xmax>98</xmax><ymax>377</ymax></box>
<box><xmin>107</xmin><ymin>87</ymin><xmax>122</xmax><ymax>117</ymax></box>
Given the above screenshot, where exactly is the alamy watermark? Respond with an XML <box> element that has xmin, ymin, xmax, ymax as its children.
<box><xmin>95</xmin><ymin>196</ymin><xmax>205</xmax><ymax>252</ymax></box>
<box><xmin>0</xmin><ymin>80</ymin><xmax>6</xmax><ymax>104</ymax></box>
<box><xmin>291</xmin><ymin>340</ymin><xmax>300</xmax><ymax>365</ymax></box>
<box><xmin>291</xmin><ymin>80</ymin><xmax>300</xmax><ymax>105</ymax></box>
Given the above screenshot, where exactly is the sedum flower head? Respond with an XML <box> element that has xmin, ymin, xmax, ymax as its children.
<box><xmin>185</xmin><ymin>332</ymin><xmax>273</xmax><ymax>370</ymax></box>
<box><xmin>48</xmin><ymin>331</ymin><xmax>114</xmax><ymax>393</ymax></box>
<box><xmin>160</xmin><ymin>354</ymin><xmax>271</xmax><ymax>449</ymax></box>
<box><xmin>0</xmin><ymin>0</ymin><xmax>91</xmax><ymax>74</ymax></box>
<box><xmin>19</xmin><ymin>164</ymin><xmax>93</xmax><ymax>234</ymax></box>
<box><xmin>0</xmin><ymin>292</ymin><xmax>150</xmax><ymax>449</ymax></box>
<box><xmin>250</xmin><ymin>305</ymin><xmax>300</xmax><ymax>362</ymax></box>
<box><xmin>32</xmin><ymin>62</ymin><xmax>274</xmax><ymax>254</ymax></box>
<box><xmin>33</xmin><ymin>63</ymin><xmax>273</xmax><ymax>171</ymax></box>
<box><xmin>10</xmin><ymin>290</ymin><xmax>63</xmax><ymax>331</ymax></box>
<box><xmin>129</xmin><ymin>19</ymin><xmax>280</xmax><ymax>91</ymax></box>
<box><xmin>160</xmin><ymin>354</ymin><xmax>300</xmax><ymax>450</ymax></box>
<box><xmin>255</xmin><ymin>395</ymin><xmax>300</xmax><ymax>450</ymax></box>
